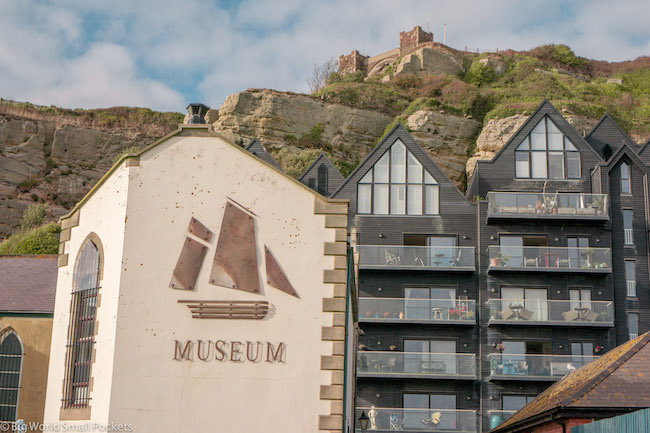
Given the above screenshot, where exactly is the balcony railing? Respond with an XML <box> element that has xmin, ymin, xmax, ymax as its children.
<box><xmin>627</xmin><ymin>281</ymin><xmax>636</xmax><ymax>297</ymax></box>
<box><xmin>487</xmin><ymin>246</ymin><xmax>611</xmax><ymax>273</ymax></box>
<box><xmin>357</xmin><ymin>245</ymin><xmax>475</xmax><ymax>271</ymax></box>
<box><xmin>624</xmin><ymin>228</ymin><xmax>634</xmax><ymax>245</ymax></box>
<box><xmin>488</xmin><ymin>411</ymin><xmax>517</xmax><ymax>429</ymax></box>
<box><xmin>487</xmin><ymin>192</ymin><xmax>608</xmax><ymax>221</ymax></box>
<box><xmin>357</xmin><ymin>351</ymin><xmax>477</xmax><ymax>379</ymax></box>
<box><xmin>359</xmin><ymin>298</ymin><xmax>476</xmax><ymax>324</ymax></box>
<box><xmin>355</xmin><ymin>407</ymin><xmax>478</xmax><ymax>432</ymax></box>
<box><xmin>486</xmin><ymin>299</ymin><xmax>614</xmax><ymax>326</ymax></box>
<box><xmin>488</xmin><ymin>354</ymin><xmax>597</xmax><ymax>380</ymax></box>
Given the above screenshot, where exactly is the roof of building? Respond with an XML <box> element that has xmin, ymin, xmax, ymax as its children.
<box><xmin>585</xmin><ymin>114</ymin><xmax>638</xmax><ymax>160</ymax></box>
<box><xmin>297</xmin><ymin>152</ymin><xmax>344</xmax><ymax>196</ymax></box>
<box><xmin>491</xmin><ymin>331</ymin><xmax>650</xmax><ymax>433</ymax></box>
<box><xmin>0</xmin><ymin>255</ymin><xmax>57</xmax><ymax>314</ymax></box>
<box><xmin>244</xmin><ymin>138</ymin><xmax>282</xmax><ymax>169</ymax></box>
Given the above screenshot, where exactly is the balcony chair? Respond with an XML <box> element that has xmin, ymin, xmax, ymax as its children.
<box><xmin>557</xmin><ymin>258</ymin><xmax>570</xmax><ymax>267</ymax></box>
<box><xmin>551</xmin><ymin>362</ymin><xmax>575</xmax><ymax>376</ymax></box>
<box><xmin>524</xmin><ymin>257</ymin><xmax>538</xmax><ymax>267</ymax></box>
<box><xmin>432</xmin><ymin>308</ymin><xmax>444</xmax><ymax>320</ymax></box>
<box><xmin>579</xmin><ymin>308</ymin><xmax>599</xmax><ymax>322</ymax></box>
<box><xmin>448</xmin><ymin>249</ymin><xmax>462</xmax><ymax>267</ymax></box>
<box><xmin>421</xmin><ymin>412</ymin><xmax>441</xmax><ymax>430</ymax></box>
<box><xmin>420</xmin><ymin>360</ymin><xmax>446</xmax><ymax>374</ymax></box>
<box><xmin>385</xmin><ymin>249</ymin><xmax>401</xmax><ymax>266</ymax></box>
<box><xmin>562</xmin><ymin>309</ymin><xmax>579</xmax><ymax>322</ymax></box>
<box><xmin>515</xmin><ymin>361</ymin><xmax>529</xmax><ymax>375</ymax></box>
<box><xmin>518</xmin><ymin>308</ymin><xmax>534</xmax><ymax>321</ymax></box>
<box><xmin>381</xmin><ymin>358</ymin><xmax>396</xmax><ymax>372</ymax></box>
<box><xmin>389</xmin><ymin>413</ymin><xmax>404</xmax><ymax>430</ymax></box>
<box><xmin>499</xmin><ymin>306</ymin><xmax>515</xmax><ymax>320</ymax></box>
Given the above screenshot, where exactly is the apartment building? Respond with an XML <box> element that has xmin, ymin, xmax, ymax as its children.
<box><xmin>329</xmin><ymin>100</ymin><xmax>649</xmax><ymax>432</ymax></box>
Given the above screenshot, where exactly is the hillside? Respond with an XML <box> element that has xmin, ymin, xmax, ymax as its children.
<box><xmin>1</xmin><ymin>44</ymin><xmax>649</xmax><ymax>239</ymax></box>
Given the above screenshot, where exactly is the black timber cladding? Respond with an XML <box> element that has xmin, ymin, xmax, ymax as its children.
<box><xmin>297</xmin><ymin>152</ymin><xmax>344</xmax><ymax>197</ymax></box>
<box><xmin>585</xmin><ymin>114</ymin><xmax>639</xmax><ymax>160</ymax></box>
<box><xmin>244</xmin><ymin>138</ymin><xmax>282</xmax><ymax>169</ymax></box>
<box><xmin>343</xmin><ymin>100</ymin><xmax>650</xmax><ymax>433</ymax></box>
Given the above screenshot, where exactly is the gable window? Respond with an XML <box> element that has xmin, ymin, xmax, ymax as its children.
<box><xmin>62</xmin><ymin>240</ymin><xmax>101</xmax><ymax>409</ymax></box>
<box><xmin>357</xmin><ymin>140</ymin><xmax>439</xmax><ymax>215</ymax></box>
<box><xmin>0</xmin><ymin>331</ymin><xmax>22</xmax><ymax>421</ymax></box>
<box><xmin>515</xmin><ymin>116</ymin><xmax>580</xmax><ymax>179</ymax></box>
<box><xmin>621</xmin><ymin>163</ymin><xmax>631</xmax><ymax>194</ymax></box>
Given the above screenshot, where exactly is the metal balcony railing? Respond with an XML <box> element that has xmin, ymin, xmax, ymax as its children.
<box><xmin>357</xmin><ymin>245</ymin><xmax>475</xmax><ymax>271</ymax></box>
<box><xmin>488</xmin><ymin>354</ymin><xmax>597</xmax><ymax>380</ymax></box>
<box><xmin>487</xmin><ymin>246</ymin><xmax>611</xmax><ymax>273</ymax></box>
<box><xmin>624</xmin><ymin>228</ymin><xmax>634</xmax><ymax>245</ymax></box>
<box><xmin>487</xmin><ymin>192</ymin><xmax>608</xmax><ymax>220</ymax></box>
<box><xmin>486</xmin><ymin>299</ymin><xmax>614</xmax><ymax>326</ymax></box>
<box><xmin>627</xmin><ymin>281</ymin><xmax>637</xmax><ymax>297</ymax></box>
<box><xmin>359</xmin><ymin>298</ymin><xmax>476</xmax><ymax>324</ymax></box>
<box><xmin>355</xmin><ymin>407</ymin><xmax>478</xmax><ymax>432</ymax></box>
<box><xmin>357</xmin><ymin>351</ymin><xmax>477</xmax><ymax>379</ymax></box>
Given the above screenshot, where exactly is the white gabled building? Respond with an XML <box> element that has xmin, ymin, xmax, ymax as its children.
<box><xmin>43</xmin><ymin>105</ymin><xmax>356</xmax><ymax>433</ymax></box>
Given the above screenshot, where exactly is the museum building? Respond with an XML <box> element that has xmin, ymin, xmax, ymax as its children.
<box><xmin>42</xmin><ymin>105</ymin><xmax>357</xmax><ymax>433</ymax></box>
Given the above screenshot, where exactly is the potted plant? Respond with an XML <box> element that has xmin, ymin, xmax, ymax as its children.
<box><xmin>592</xmin><ymin>196</ymin><xmax>605</xmax><ymax>214</ymax></box>
<box><xmin>581</xmin><ymin>247</ymin><xmax>595</xmax><ymax>268</ymax></box>
<box><xmin>490</xmin><ymin>251</ymin><xmax>510</xmax><ymax>267</ymax></box>
<box><xmin>594</xmin><ymin>345</ymin><xmax>604</xmax><ymax>354</ymax></box>
<box><xmin>465</xmin><ymin>310</ymin><xmax>475</xmax><ymax>320</ymax></box>
<box><xmin>448</xmin><ymin>308</ymin><xmax>460</xmax><ymax>320</ymax></box>
<box><xmin>543</xmin><ymin>193</ymin><xmax>558</xmax><ymax>214</ymax></box>
<box><xmin>495</xmin><ymin>343</ymin><xmax>504</xmax><ymax>352</ymax></box>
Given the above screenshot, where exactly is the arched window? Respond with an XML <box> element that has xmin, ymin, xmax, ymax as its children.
<box><xmin>317</xmin><ymin>163</ymin><xmax>328</xmax><ymax>195</ymax></box>
<box><xmin>621</xmin><ymin>162</ymin><xmax>631</xmax><ymax>194</ymax></box>
<box><xmin>357</xmin><ymin>140</ymin><xmax>439</xmax><ymax>215</ymax></box>
<box><xmin>0</xmin><ymin>331</ymin><xmax>23</xmax><ymax>421</ymax></box>
<box><xmin>515</xmin><ymin>116</ymin><xmax>580</xmax><ymax>179</ymax></box>
<box><xmin>63</xmin><ymin>240</ymin><xmax>100</xmax><ymax>409</ymax></box>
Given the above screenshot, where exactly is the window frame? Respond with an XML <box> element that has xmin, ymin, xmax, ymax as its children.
<box><xmin>623</xmin><ymin>209</ymin><xmax>634</xmax><ymax>246</ymax></box>
<box><xmin>628</xmin><ymin>312</ymin><xmax>639</xmax><ymax>340</ymax></box>
<box><xmin>621</xmin><ymin>162</ymin><xmax>631</xmax><ymax>195</ymax></box>
<box><xmin>357</xmin><ymin>140</ymin><xmax>439</xmax><ymax>215</ymax></box>
<box><xmin>625</xmin><ymin>259</ymin><xmax>636</xmax><ymax>297</ymax></box>
<box><xmin>0</xmin><ymin>331</ymin><xmax>23</xmax><ymax>422</ymax></box>
<box><xmin>514</xmin><ymin>116</ymin><xmax>581</xmax><ymax>180</ymax></box>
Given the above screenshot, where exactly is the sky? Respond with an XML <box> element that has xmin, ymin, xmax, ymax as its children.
<box><xmin>0</xmin><ymin>0</ymin><xmax>648</xmax><ymax>113</ymax></box>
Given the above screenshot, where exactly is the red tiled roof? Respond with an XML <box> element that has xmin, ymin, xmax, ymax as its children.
<box><xmin>491</xmin><ymin>331</ymin><xmax>650</xmax><ymax>432</ymax></box>
<box><xmin>0</xmin><ymin>255</ymin><xmax>57</xmax><ymax>313</ymax></box>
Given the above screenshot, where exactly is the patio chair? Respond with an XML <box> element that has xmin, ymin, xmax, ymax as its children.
<box><xmin>390</xmin><ymin>413</ymin><xmax>404</xmax><ymax>430</ymax></box>
<box><xmin>562</xmin><ymin>309</ymin><xmax>579</xmax><ymax>322</ymax></box>
<box><xmin>583</xmin><ymin>309</ymin><xmax>599</xmax><ymax>322</ymax></box>
<box><xmin>448</xmin><ymin>249</ymin><xmax>462</xmax><ymax>267</ymax></box>
<box><xmin>518</xmin><ymin>308</ymin><xmax>534</xmax><ymax>321</ymax></box>
<box><xmin>516</xmin><ymin>361</ymin><xmax>529</xmax><ymax>375</ymax></box>
<box><xmin>499</xmin><ymin>305</ymin><xmax>515</xmax><ymax>320</ymax></box>
<box><xmin>385</xmin><ymin>249</ymin><xmax>401</xmax><ymax>266</ymax></box>
<box><xmin>524</xmin><ymin>257</ymin><xmax>538</xmax><ymax>267</ymax></box>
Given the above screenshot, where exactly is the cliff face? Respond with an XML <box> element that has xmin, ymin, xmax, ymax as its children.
<box><xmin>0</xmin><ymin>91</ymin><xmax>610</xmax><ymax>240</ymax></box>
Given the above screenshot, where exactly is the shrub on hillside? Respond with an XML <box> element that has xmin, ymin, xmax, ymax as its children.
<box><xmin>0</xmin><ymin>222</ymin><xmax>61</xmax><ymax>255</ymax></box>
<box><xmin>530</xmin><ymin>44</ymin><xmax>586</xmax><ymax>69</ymax></box>
<box><xmin>19</xmin><ymin>203</ymin><xmax>47</xmax><ymax>231</ymax></box>
<box><xmin>465</xmin><ymin>59</ymin><xmax>497</xmax><ymax>86</ymax></box>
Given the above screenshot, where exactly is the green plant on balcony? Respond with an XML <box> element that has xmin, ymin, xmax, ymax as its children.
<box><xmin>592</xmin><ymin>196</ymin><xmax>605</xmax><ymax>214</ymax></box>
<box><xmin>542</xmin><ymin>193</ymin><xmax>558</xmax><ymax>214</ymax></box>
<box><xmin>490</xmin><ymin>251</ymin><xmax>510</xmax><ymax>267</ymax></box>
<box><xmin>580</xmin><ymin>247</ymin><xmax>595</xmax><ymax>268</ymax></box>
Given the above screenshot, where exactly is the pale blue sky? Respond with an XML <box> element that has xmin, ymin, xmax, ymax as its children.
<box><xmin>0</xmin><ymin>0</ymin><xmax>648</xmax><ymax>112</ymax></box>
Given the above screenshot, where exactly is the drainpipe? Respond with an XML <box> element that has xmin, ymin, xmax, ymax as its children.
<box><xmin>476</xmin><ymin>200</ymin><xmax>483</xmax><ymax>432</ymax></box>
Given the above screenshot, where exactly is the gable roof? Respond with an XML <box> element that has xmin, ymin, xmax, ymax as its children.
<box><xmin>244</xmin><ymin>138</ymin><xmax>282</xmax><ymax>169</ymax></box>
<box><xmin>332</xmin><ymin>122</ymin><xmax>469</xmax><ymax>202</ymax></box>
<box><xmin>60</xmin><ymin>125</ymin><xmax>347</xmax><ymax>222</ymax></box>
<box><xmin>298</xmin><ymin>152</ymin><xmax>343</xmax><ymax>183</ymax></box>
<box><xmin>491</xmin><ymin>331</ymin><xmax>650</xmax><ymax>433</ymax></box>
<box><xmin>0</xmin><ymin>255</ymin><xmax>57</xmax><ymax>314</ymax></box>
<box><xmin>598</xmin><ymin>142</ymin><xmax>648</xmax><ymax>172</ymax></box>
<box><xmin>637</xmin><ymin>136</ymin><xmax>650</xmax><ymax>157</ymax></box>
<box><xmin>468</xmin><ymin>100</ymin><xmax>604</xmax><ymax>184</ymax></box>
<box><xmin>585</xmin><ymin>114</ymin><xmax>638</xmax><ymax>160</ymax></box>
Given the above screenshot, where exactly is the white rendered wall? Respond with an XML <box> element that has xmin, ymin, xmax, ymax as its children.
<box><xmin>105</xmin><ymin>135</ymin><xmax>336</xmax><ymax>432</ymax></box>
<box><xmin>43</xmin><ymin>164</ymin><xmax>130</xmax><ymax>427</ymax></box>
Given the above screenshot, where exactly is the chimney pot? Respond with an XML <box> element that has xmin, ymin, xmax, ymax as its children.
<box><xmin>186</xmin><ymin>103</ymin><xmax>210</xmax><ymax>124</ymax></box>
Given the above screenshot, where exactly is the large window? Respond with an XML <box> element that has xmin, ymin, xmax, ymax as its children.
<box><xmin>403</xmin><ymin>393</ymin><xmax>456</xmax><ymax>430</ymax></box>
<box><xmin>621</xmin><ymin>163</ymin><xmax>631</xmax><ymax>194</ymax></box>
<box><xmin>502</xmin><ymin>395</ymin><xmax>535</xmax><ymax>411</ymax></box>
<box><xmin>357</xmin><ymin>140</ymin><xmax>439</xmax><ymax>215</ymax></box>
<box><xmin>0</xmin><ymin>331</ymin><xmax>22</xmax><ymax>422</ymax></box>
<box><xmin>501</xmin><ymin>288</ymin><xmax>548</xmax><ymax>321</ymax></box>
<box><xmin>63</xmin><ymin>240</ymin><xmax>101</xmax><ymax>409</ymax></box>
<box><xmin>515</xmin><ymin>116</ymin><xmax>580</xmax><ymax>179</ymax></box>
<box><xmin>571</xmin><ymin>342</ymin><xmax>594</xmax><ymax>368</ymax></box>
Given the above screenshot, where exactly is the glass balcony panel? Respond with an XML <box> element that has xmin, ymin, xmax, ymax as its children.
<box><xmin>486</xmin><ymin>299</ymin><xmax>614</xmax><ymax>326</ymax></box>
<box><xmin>359</xmin><ymin>298</ymin><xmax>476</xmax><ymax>323</ymax></box>
<box><xmin>488</xmin><ymin>354</ymin><xmax>597</xmax><ymax>380</ymax></box>
<box><xmin>357</xmin><ymin>245</ymin><xmax>475</xmax><ymax>270</ymax></box>
<box><xmin>487</xmin><ymin>192</ymin><xmax>608</xmax><ymax>220</ymax></box>
<box><xmin>488</xmin><ymin>246</ymin><xmax>611</xmax><ymax>272</ymax></box>
<box><xmin>488</xmin><ymin>410</ymin><xmax>517</xmax><ymax>429</ymax></box>
<box><xmin>355</xmin><ymin>407</ymin><xmax>478</xmax><ymax>432</ymax></box>
<box><xmin>357</xmin><ymin>351</ymin><xmax>476</xmax><ymax>379</ymax></box>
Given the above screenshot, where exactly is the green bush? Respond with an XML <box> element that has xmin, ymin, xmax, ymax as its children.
<box><xmin>20</xmin><ymin>203</ymin><xmax>48</xmax><ymax>231</ymax></box>
<box><xmin>0</xmin><ymin>222</ymin><xmax>61</xmax><ymax>255</ymax></box>
<box><xmin>465</xmin><ymin>59</ymin><xmax>497</xmax><ymax>86</ymax></box>
<box><xmin>341</xmin><ymin>71</ymin><xmax>365</xmax><ymax>83</ymax></box>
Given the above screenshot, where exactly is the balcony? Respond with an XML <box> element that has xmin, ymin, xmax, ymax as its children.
<box><xmin>359</xmin><ymin>298</ymin><xmax>476</xmax><ymax>325</ymax></box>
<box><xmin>355</xmin><ymin>407</ymin><xmax>478</xmax><ymax>432</ymax></box>
<box><xmin>487</xmin><ymin>192</ymin><xmax>608</xmax><ymax>222</ymax></box>
<box><xmin>357</xmin><ymin>245</ymin><xmax>475</xmax><ymax>271</ymax></box>
<box><xmin>486</xmin><ymin>299</ymin><xmax>614</xmax><ymax>327</ymax></box>
<box><xmin>487</xmin><ymin>246</ymin><xmax>611</xmax><ymax>273</ymax></box>
<box><xmin>488</xmin><ymin>354</ymin><xmax>597</xmax><ymax>381</ymax></box>
<box><xmin>357</xmin><ymin>351</ymin><xmax>477</xmax><ymax>380</ymax></box>
<box><xmin>488</xmin><ymin>411</ymin><xmax>517</xmax><ymax>429</ymax></box>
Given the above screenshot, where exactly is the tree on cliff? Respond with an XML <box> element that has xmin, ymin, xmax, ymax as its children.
<box><xmin>306</xmin><ymin>58</ymin><xmax>338</xmax><ymax>93</ymax></box>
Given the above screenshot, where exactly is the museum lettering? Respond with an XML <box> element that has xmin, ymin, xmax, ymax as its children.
<box><xmin>173</xmin><ymin>340</ymin><xmax>287</xmax><ymax>363</ymax></box>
